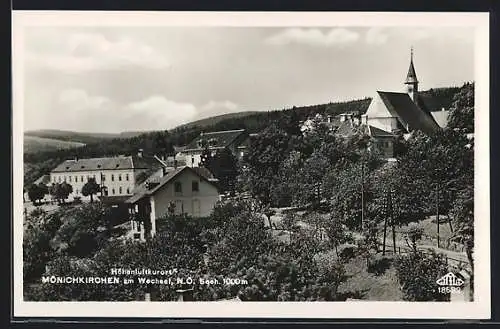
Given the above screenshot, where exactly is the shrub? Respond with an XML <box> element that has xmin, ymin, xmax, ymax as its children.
<box><xmin>394</xmin><ymin>250</ymin><xmax>450</xmax><ymax>301</ymax></box>
<box><xmin>367</xmin><ymin>254</ymin><xmax>394</xmax><ymax>276</ymax></box>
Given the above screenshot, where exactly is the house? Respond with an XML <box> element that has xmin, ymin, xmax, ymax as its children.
<box><xmin>49</xmin><ymin>150</ymin><xmax>164</xmax><ymax>201</ymax></box>
<box><xmin>125</xmin><ymin>166</ymin><xmax>221</xmax><ymax>240</ymax></box>
<box><xmin>33</xmin><ymin>174</ymin><xmax>51</xmax><ymax>186</ymax></box>
<box><xmin>178</xmin><ymin>129</ymin><xmax>249</xmax><ymax>167</ymax></box>
<box><xmin>358</xmin><ymin>48</ymin><xmax>451</xmax><ymax>158</ymax></box>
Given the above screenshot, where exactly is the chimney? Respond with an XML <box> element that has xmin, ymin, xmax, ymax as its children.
<box><xmin>138</xmin><ymin>149</ymin><xmax>143</xmax><ymax>158</ymax></box>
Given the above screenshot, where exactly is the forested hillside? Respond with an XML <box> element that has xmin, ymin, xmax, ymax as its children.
<box><xmin>23</xmin><ymin>84</ymin><xmax>471</xmax><ymax>186</ymax></box>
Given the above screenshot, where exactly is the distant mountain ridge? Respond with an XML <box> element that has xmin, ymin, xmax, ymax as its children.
<box><xmin>23</xmin><ymin>84</ymin><xmax>469</xmax><ymax>186</ymax></box>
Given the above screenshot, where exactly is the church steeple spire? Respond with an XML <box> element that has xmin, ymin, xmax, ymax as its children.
<box><xmin>405</xmin><ymin>47</ymin><xmax>419</xmax><ymax>102</ymax></box>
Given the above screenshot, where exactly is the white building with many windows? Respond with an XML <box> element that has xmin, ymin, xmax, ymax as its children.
<box><xmin>50</xmin><ymin>152</ymin><xmax>164</xmax><ymax>201</ymax></box>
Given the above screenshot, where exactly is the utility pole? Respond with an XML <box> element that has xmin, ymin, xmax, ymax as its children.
<box><xmin>436</xmin><ymin>183</ymin><xmax>440</xmax><ymax>248</ymax></box>
<box><xmin>361</xmin><ymin>159</ymin><xmax>365</xmax><ymax>232</ymax></box>
<box><xmin>382</xmin><ymin>189</ymin><xmax>388</xmax><ymax>256</ymax></box>
<box><xmin>390</xmin><ymin>189</ymin><xmax>396</xmax><ymax>254</ymax></box>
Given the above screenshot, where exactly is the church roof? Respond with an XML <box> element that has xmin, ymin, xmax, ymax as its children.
<box><xmin>405</xmin><ymin>50</ymin><xmax>418</xmax><ymax>84</ymax></box>
<box><xmin>376</xmin><ymin>91</ymin><xmax>440</xmax><ymax>135</ymax></box>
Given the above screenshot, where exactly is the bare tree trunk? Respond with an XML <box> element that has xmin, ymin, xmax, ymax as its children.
<box><xmin>392</xmin><ymin>223</ymin><xmax>396</xmax><ymax>254</ymax></box>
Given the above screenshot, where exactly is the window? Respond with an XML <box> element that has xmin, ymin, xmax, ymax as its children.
<box><xmin>192</xmin><ymin>181</ymin><xmax>199</xmax><ymax>192</ymax></box>
<box><xmin>174</xmin><ymin>182</ymin><xmax>182</xmax><ymax>193</ymax></box>
<box><xmin>102</xmin><ymin>174</ymin><xmax>106</xmax><ymax>182</ymax></box>
<box><xmin>119</xmin><ymin>187</ymin><xmax>122</xmax><ymax>194</ymax></box>
<box><xmin>68</xmin><ymin>176</ymin><xmax>72</xmax><ymax>182</ymax></box>
<box><xmin>111</xmin><ymin>174</ymin><xmax>114</xmax><ymax>181</ymax></box>
<box><xmin>81</xmin><ymin>176</ymin><xmax>84</xmax><ymax>182</ymax></box>
<box><xmin>126</xmin><ymin>187</ymin><xmax>130</xmax><ymax>194</ymax></box>
<box><xmin>93</xmin><ymin>174</ymin><xmax>96</xmax><ymax>180</ymax></box>
<box><xmin>63</xmin><ymin>176</ymin><xmax>66</xmax><ymax>182</ymax></box>
<box><xmin>87</xmin><ymin>175</ymin><xmax>90</xmax><ymax>182</ymax></box>
<box><xmin>112</xmin><ymin>188</ymin><xmax>115</xmax><ymax>195</ymax></box>
<box><xmin>58</xmin><ymin>176</ymin><xmax>61</xmax><ymax>182</ymax></box>
<box><xmin>119</xmin><ymin>174</ymin><xmax>122</xmax><ymax>181</ymax></box>
<box><xmin>74</xmin><ymin>176</ymin><xmax>77</xmax><ymax>182</ymax></box>
<box><xmin>126</xmin><ymin>174</ymin><xmax>129</xmax><ymax>181</ymax></box>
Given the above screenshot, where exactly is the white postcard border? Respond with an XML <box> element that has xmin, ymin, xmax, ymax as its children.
<box><xmin>12</xmin><ymin>11</ymin><xmax>490</xmax><ymax>319</ymax></box>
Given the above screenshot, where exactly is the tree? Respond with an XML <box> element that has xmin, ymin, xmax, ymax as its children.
<box><xmin>448</xmin><ymin>185</ymin><xmax>474</xmax><ymax>300</ymax></box>
<box><xmin>28</xmin><ymin>183</ymin><xmax>48</xmax><ymax>205</ymax></box>
<box><xmin>201</xmin><ymin>148</ymin><xmax>239</xmax><ymax>195</ymax></box>
<box><xmin>49</xmin><ymin>182</ymin><xmax>73</xmax><ymax>204</ymax></box>
<box><xmin>394</xmin><ymin>250</ymin><xmax>450</xmax><ymax>301</ymax></box>
<box><xmin>447</xmin><ymin>82</ymin><xmax>474</xmax><ymax>134</ymax></box>
<box><xmin>81</xmin><ymin>178</ymin><xmax>100</xmax><ymax>203</ymax></box>
<box><xmin>243</xmin><ymin>123</ymin><xmax>300</xmax><ymax>207</ymax></box>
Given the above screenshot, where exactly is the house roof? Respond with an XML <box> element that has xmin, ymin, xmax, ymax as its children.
<box><xmin>33</xmin><ymin>175</ymin><xmax>50</xmax><ymax>185</ymax></box>
<box><xmin>51</xmin><ymin>155</ymin><xmax>162</xmax><ymax>173</ymax></box>
<box><xmin>368</xmin><ymin>125</ymin><xmax>395</xmax><ymax>137</ymax></box>
<box><xmin>430</xmin><ymin>111</ymin><xmax>450</xmax><ymax>128</ymax></box>
<box><xmin>183</xmin><ymin>129</ymin><xmax>247</xmax><ymax>152</ymax></box>
<box><xmin>125</xmin><ymin>166</ymin><xmax>219</xmax><ymax>204</ymax></box>
<box><xmin>376</xmin><ymin>91</ymin><xmax>440</xmax><ymax>135</ymax></box>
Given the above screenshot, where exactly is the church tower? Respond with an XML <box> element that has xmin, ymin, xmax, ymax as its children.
<box><xmin>405</xmin><ymin>47</ymin><xmax>419</xmax><ymax>102</ymax></box>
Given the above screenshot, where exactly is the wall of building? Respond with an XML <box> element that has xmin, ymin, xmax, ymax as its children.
<box><xmin>150</xmin><ymin>169</ymin><xmax>220</xmax><ymax>221</ymax></box>
<box><xmin>50</xmin><ymin>168</ymin><xmax>136</xmax><ymax>199</ymax></box>
<box><xmin>365</xmin><ymin>95</ymin><xmax>400</xmax><ymax>132</ymax></box>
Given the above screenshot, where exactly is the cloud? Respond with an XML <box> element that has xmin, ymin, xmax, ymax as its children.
<box><xmin>201</xmin><ymin>100</ymin><xmax>238</xmax><ymax>112</ymax></box>
<box><xmin>125</xmin><ymin>96</ymin><xmax>198</xmax><ymax>130</ymax></box>
<box><xmin>266</xmin><ymin>28</ymin><xmax>359</xmax><ymax>47</ymax></box>
<box><xmin>365</xmin><ymin>27</ymin><xmax>389</xmax><ymax>45</ymax></box>
<box><xmin>27</xmin><ymin>32</ymin><xmax>169</xmax><ymax>72</ymax></box>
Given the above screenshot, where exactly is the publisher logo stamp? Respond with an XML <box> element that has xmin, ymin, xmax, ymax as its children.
<box><xmin>436</xmin><ymin>272</ymin><xmax>464</xmax><ymax>294</ymax></box>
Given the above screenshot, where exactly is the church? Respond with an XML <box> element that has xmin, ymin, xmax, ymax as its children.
<box><xmin>358</xmin><ymin>49</ymin><xmax>450</xmax><ymax>158</ymax></box>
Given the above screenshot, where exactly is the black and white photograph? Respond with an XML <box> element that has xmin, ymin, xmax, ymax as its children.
<box><xmin>12</xmin><ymin>11</ymin><xmax>490</xmax><ymax>319</ymax></box>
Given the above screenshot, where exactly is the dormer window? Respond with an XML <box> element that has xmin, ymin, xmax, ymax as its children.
<box><xmin>97</xmin><ymin>164</ymin><xmax>102</xmax><ymax>168</ymax></box>
<box><xmin>81</xmin><ymin>166</ymin><xmax>85</xmax><ymax>169</ymax></box>
<box><xmin>116</xmin><ymin>164</ymin><xmax>120</xmax><ymax>168</ymax></box>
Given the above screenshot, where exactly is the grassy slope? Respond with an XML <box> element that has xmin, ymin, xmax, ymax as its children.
<box><xmin>24</xmin><ymin>136</ymin><xmax>85</xmax><ymax>154</ymax></box>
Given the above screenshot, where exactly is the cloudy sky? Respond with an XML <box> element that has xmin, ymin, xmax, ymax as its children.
<box><xmin>22</xmin><ymin>25</ymin><xmax>474</xmax><ymax>133</ymax></box>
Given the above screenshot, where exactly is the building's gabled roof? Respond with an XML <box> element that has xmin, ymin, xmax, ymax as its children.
<box><xmin>376</xmin><ymin>91</ymin><xmax>440</xmax><ymax>135</ymax></box>
<box><xmin>51</xmin><ymin>155</ymin><xmax>162</xmax><ymax>173</ymax></box>
<box><xmin>430</xmin><ymin>110</ymin><xmax>450</xmax><ymax>128</ymax></box>
<box><xmin>368</xmin><ymin>125</ymin><xmax>396</xmax><ymax>138</ymax></box>
<box><xmin>33</xmin><ymin>175</ymin><xmax>51</xmax><ymax>185</ymax></box>
<box><xmin>183</xmin><ymin>129</ymin><xmax>247</xmax><ymax>152</ymax></box>
<box><xmin>125</xmin><ymin>166</ymin><xmax>219</xmax><ymax>204</ymax></box>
